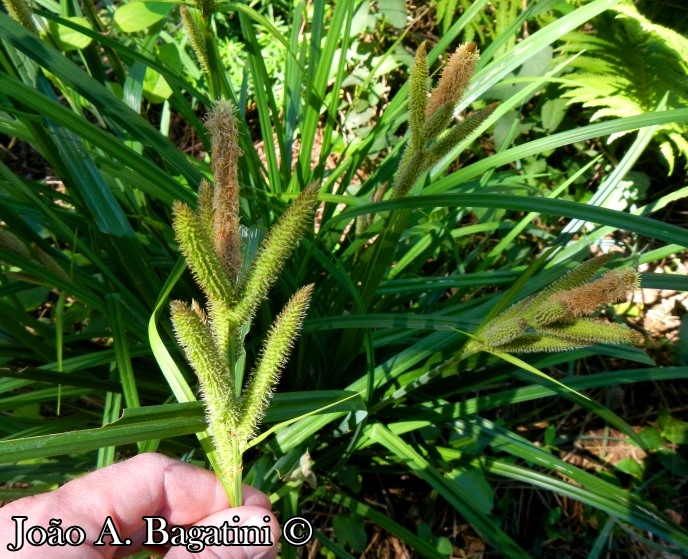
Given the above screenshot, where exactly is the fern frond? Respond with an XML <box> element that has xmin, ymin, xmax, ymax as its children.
<box><xmin>557</xmin><ymin>3</ymin><xmax>688</xmax><ymax>173</ymax></box>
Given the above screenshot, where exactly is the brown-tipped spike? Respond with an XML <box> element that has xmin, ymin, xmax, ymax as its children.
<box><xmin>205</xmin><ymin>100</ymin><xmax>243</xmax><ymax>282</ymax></box>
<box><xmin>425</xmin><ymin>43</ymin><xmax>480</xmax><ymax>118</ymax></box>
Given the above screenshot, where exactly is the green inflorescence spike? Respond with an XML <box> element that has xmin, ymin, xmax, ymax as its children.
<box><xmin>468</xmin><ymin>255</ymin><xmax>641</xmax><ymax>355</ymax></box>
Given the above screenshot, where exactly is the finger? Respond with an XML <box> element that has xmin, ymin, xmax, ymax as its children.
<box><xmin>0</xmin><ymin>453</ymin><xmax>274</xmax><ymax>558</ymax></box>
<box><xmin>162</xmin><ymin>505</ymin><xmax>279</xmax><ymax>559</ymax></box>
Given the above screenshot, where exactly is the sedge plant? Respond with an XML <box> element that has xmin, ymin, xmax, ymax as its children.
<box><xmin>170</xmin><ymin>100</ymin><xmax>318</xmax><ymax>505</ymax></box>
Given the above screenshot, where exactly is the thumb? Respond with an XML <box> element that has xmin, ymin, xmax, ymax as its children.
<box><xmin>163</xmin><ymin>505</ymin><xmax>279</xmax><ymax>559</ymax></box>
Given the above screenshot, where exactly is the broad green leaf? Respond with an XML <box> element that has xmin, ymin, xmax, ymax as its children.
<box><xmin>541</xmin><ymin>97</ymin><xmax>568</xmax><ymax>132</ymax></box>
<box><xmin>114</xmin><ymin>1</ymin><xmax>173</xmax><ymax>33</ymax></box>
<box><xmin>377</xmin><ymin>0</ymin><xmax>407</xmax><ymax>28</ymax></box>
<box><xmin>660</xmin><ymin>414</ymin><xmax>688</xmax><ymax>445</ymax></box>
<box><xmin>143</xmin><ymin>42</ymin><xmax>182</xmax><ymax>102</ymax></box>
<box><xmin>333</xmin><ymin>514</ymin><xmax>366</xmax><ymax>553</ymax></box>
<box><xmin>143</xmin><ymin>67</ymin><xmax>172</xmax><ymax>102</ymax></box>
<box><xmin>47</xmin><ymin>16</ymin><xmax>93</xmax><ymax>51</ymax></box>
<box><xmin>637</xmin><ymin>427</ymin><xmax>664</xmax><ymax>450</ymax></box>
<box><xmin>615</xmin><ymin>458</ymin><xmax>643</xmax><ymax>479</ymax></box>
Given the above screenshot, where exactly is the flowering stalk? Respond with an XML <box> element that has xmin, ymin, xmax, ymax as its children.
<box><xmin>464</xmin><ymin>254</ymin><xmax>642</xmax><ymax>355</ymax></box>
<box><xmin>180</xmin><ymin>6</ymin><xmax>211</xmax><ymax>83</ymax></box>
<box><xmin>180</xmin><ymin>0</ymin><xmax>226</xmax><ymax>99</ymax></box>
<box><xmin>393</xmin><ymin>41</ymin><xmax>497</xmax><ymax>198</ymax></box>
<box><xmin>170</xmin><ymin>100</ymin><xmax>317</xmax><ymax>506</ymax></box>
<box><xmin>2</xmin><ymin>0</ymin><xmax>37</xmax><ymax>34</ymax></box>
<box><xmin>350</xmin><ymin>41</ymin><xmax>499</xmax><ymax>340</ymax></box>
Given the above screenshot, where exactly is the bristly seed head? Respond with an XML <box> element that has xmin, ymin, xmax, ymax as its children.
<box><xmin>3</xmin><ymin>0</ymin><xmax>38</xmax><ymax>33</ymax></box>
<box><xmin>549</xmin><ymin>267</ymin><xmax>641</xmax><ymax>318</ymax></box>
<box><xmin>472</xmin><ymin>257</ymin><xmax>643</xmax><ymax>354</ymax></box>
<box><xmin>425</xmin><ymin>43</ymin><xmax>479</xmax><ymax>118</ymax></box>
<box><xmin>205</xmin><ymin>100</ymin><xmax>243</xmax><ymax>282</ymax></box>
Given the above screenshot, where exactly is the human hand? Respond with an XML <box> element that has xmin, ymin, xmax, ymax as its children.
<box><xmin>0</xmin><ymin>453</ymin><xmax>279</xmax><ymax>558</ymax></box>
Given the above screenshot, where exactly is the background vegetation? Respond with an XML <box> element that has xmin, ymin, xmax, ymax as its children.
<box><xmin>1</xmin><ymin>0</ymin><xmax>687</xmax><ymax>557</ymax></box>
